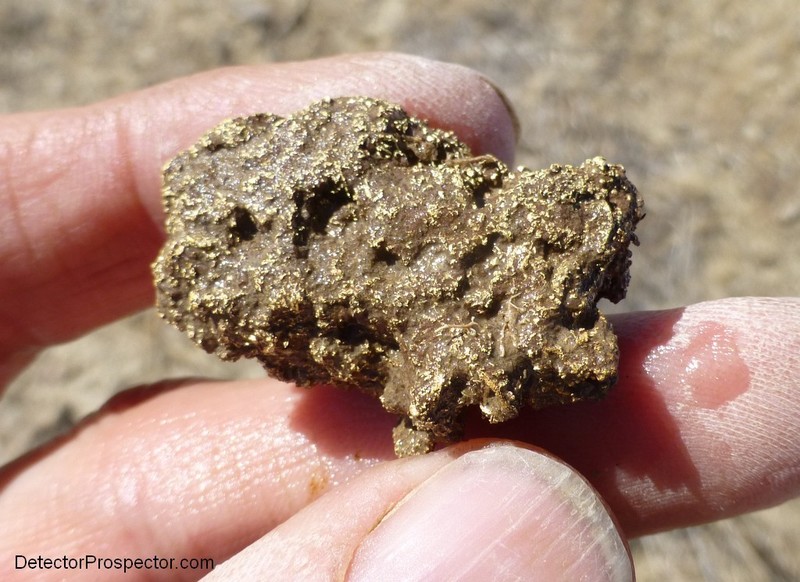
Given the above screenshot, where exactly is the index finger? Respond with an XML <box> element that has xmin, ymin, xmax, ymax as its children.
<box><xmin>0</xmin><ymin>52</ymin><xmax>518</xmax><ymax>385</ymax></box>
<box><xmin>466</xmin><ymin>296</ymin><xmax>800</xmax><ymax>536</ymax></box>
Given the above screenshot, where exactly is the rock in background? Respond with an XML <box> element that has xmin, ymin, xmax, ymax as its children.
<box><xmin>1</xmin><ymin>1</ymin><xmax>798</xmax><ymax>579</ymax></box>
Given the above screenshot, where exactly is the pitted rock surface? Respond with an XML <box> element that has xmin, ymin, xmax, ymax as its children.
<box><xmin>153</xmin><ymin>97</ymin><xmax>644</xmax><ymax>456</ymax></box>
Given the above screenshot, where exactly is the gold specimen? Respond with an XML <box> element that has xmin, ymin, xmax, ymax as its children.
<box><xmin>153</xmin><ymin>97</ymin><xmax>643</xmax><ymax>456</ymax></box>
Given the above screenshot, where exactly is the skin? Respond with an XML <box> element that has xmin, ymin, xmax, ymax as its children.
<box><xmin>0</xmin><ymin>53</ymin><xmax>798</xmax><ymax>581</ymax></box>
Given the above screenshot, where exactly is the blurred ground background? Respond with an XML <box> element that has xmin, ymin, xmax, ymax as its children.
<box><xmin>1</xmin><ymin>1</ymin><xmax>799</xmax><ymax>579</ymax></box>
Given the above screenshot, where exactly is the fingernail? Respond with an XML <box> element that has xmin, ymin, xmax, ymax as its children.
<box><xmin>480</xmin><ymin>76</ymin><xmax>521</xmax><ymax>146</ymax></box>
<box><xmin>348</xmin><ymin>443</ymin><xmax>632</xmax><ymax>581</ymax></box>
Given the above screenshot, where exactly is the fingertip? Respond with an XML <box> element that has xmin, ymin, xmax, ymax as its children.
<box><xmin>606</xmin><ymin>298</ymin><xmax>800</xmax><ymax>533</ymax></box>
<box><xmin>131</xmin><ymin>53</ymin><xmax>519</xmax><ymax>201</ymax></box>
<box><xmin>0</xmin><ymin>52</ymin><xmax>519</xmax><ymax>365</ymax></box>
<box><xmin>348</xmin><ymin>442</ymin><xmax>632</xmax><ymax>581</ymax></box>
<box><xmin>203</xmin><ymin>440</ymin><xmax>631</xmax><ymax>580</ymax></box>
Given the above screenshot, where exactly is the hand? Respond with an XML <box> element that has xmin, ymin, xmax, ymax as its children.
<box><xmin>1</xmin><ymin>53</ymin><xmax>798</xmax><ymax>581</ymax></box>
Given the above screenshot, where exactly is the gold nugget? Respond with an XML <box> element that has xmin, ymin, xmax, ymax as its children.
<box><xmin>153</xmin><ymin>97</ymin><xmax>644</xmax><ymax>456</ymax></box>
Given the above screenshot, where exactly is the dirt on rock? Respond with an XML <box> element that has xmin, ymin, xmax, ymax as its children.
<box><xmin>153</xmin><ymin>97</ymin><xmax>643</xmax><ymax>456</ymax></box>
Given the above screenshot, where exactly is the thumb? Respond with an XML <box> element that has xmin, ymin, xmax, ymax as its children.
<box><xmin>205</xmin><ymin>442</ymin><xmax>633</xmax><ymax>581</ymax></box>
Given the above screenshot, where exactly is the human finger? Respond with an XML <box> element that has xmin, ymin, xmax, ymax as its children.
<box><xmin>0</xmin><ymin>52</ymin><xmax>518</xmax><ymax>385</ymax></box>
<box><xmin>205</xmin><ymin>442</ymin><xmax>632</xmax><ymax>582</ymax></box>
<box><xmin>2</xmin><ymin>297</ymin><xmax>795</xmax><ymax>569</ymax></box>
<box><xmin>465</xmin><ymin>296</ymin><xmax>800</xmax><ymax>537</ymax></box>
<box><xmin>0</xmin><ymin>379</ymin><xmax>394</xmax><ymax>581</ymax></box>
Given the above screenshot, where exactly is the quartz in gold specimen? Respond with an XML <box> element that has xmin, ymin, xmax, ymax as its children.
<box><xmin>153</xmin><ymin>97</ymin><xmax>643</xmax><ymax>456</ymax></box>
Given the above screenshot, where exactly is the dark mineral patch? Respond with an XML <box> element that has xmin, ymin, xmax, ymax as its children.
<box><xmin>153</xmin><ymin>97</ymin><xmax>644</xmax><ymax>456</ymax></box>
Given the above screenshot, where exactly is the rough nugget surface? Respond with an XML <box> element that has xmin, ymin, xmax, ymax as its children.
<box><xmin>153</xmin><ymin>97</ymin><xmax>644</xmax><ymax>456</ymax></box>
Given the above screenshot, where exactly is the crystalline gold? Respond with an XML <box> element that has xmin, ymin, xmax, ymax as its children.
<box><xmin>153</xmin><ymin>97</ymin><xmax>644</xmax><ymax>456</ymax></box>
